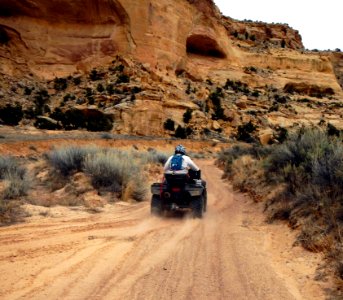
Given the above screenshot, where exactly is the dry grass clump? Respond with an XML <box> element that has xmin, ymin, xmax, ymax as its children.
<box><xmin>0</xmin><ymin>156</ymin><xmax>30</xmax><ymax>199</ymax></box>
<box><xmin>0</xmin><ymin>156</ymin><xmax>30</xmax><ymax>223</ymax></box>
<box><xmin>217</xmin><ymin>128</ymin><xmax>343</xmax><ymax>283</ymax></box>
<box><xmin>47</xmin><ymin>146</ymin><xmax>97</xmax><ymax>176</ymax></box>
<box><xmin>84</xmin><ymin>150</ymin><xmax>147</xmax><ymax>201</ymax></box>
<box><xmin>47</xmin><ymin>146</ymin><xmax>158</xmax><ymax>202</ymax></box>
<box><xmin>140</xmin><ymin>148</ymin><xmax>169</xmax><ymax>165</ymax></box>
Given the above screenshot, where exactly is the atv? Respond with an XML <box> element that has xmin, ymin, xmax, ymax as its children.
<box><xmin>150</xmin><ymin>170</ymin><xmax>207</xmax><ymax>218</ymax></box>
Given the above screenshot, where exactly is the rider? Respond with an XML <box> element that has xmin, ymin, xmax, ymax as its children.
<box><xmin>164</xmin><ymin>144</ymin><xmax>199</xmax><ymax>175</ymax></box>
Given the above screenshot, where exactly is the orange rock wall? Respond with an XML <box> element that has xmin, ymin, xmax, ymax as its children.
<box><xmin>0</xmin><ymin>0</ymin><xmax>342</xmax><ymax>95</ymax></box>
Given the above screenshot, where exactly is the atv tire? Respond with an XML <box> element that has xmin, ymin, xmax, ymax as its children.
<box><xmin>191</xmin><ymin>195</ymin><xmax>204</xmax><ymax>218</ymax></box>
<box><xmin>151</xmin><ymin>195</ymin><xmax>162</xmax><ymax>216</ymax></box>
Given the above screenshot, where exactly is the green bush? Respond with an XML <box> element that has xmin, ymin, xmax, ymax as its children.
<box><xmin>53</xmin><ymin>77</ymin><xmax>68</xmax><ymax>91</ymax></box>
<box><xmin>106</xmin><ymin>84</ymin><xmax>115</xmax><ymax>95</ymax></box>
<box><xmin>89</xmin><ymin>69</ymin><xmax>102</xmax><ymax>81</ymax></box>
<box><xmin>327</xmin><ymin>123</ymin><xmax>341</xmax><ymax>137</ymax></box>
<box><xmin>174</xmin><ymin>126</ymin><xmax>192</xmax><ymax>139</ymax></box>
<box><xmin>24</xmin><ymin>86</ymin><xmax>34</xmax><ymax>95</ymax></box>
<box><xmin>34</xmin><ymin>89</ymin><xmax>50</xmax><ymax>115</ymax></box>
<box><xmin>116</xmin><ymin>74</ymin><xmax>130</xmax><ymax>84</ymax></box>
<box><xmin>97</xmin><ymin>83</ymin><xmax>104</xmax><ymax>93</ymax></box>
<box><xmin>224</xmin><ymin>79</ymin><xmax>249</xmax><ymax>94</ymax></box>
<box><xmin>53</xmin><ymin>108</ymin><xmax>113</xmax><ymax>131</ymax></box>
<box><xmin>236</xmin><ymin>121</ymin><xmax>257</xmax><ymax>143</ymax></box>
<box><xmin>0</xmin><ymin>104</ymin><xmax>23</xmax><ymax>125</ymax></box>
<box><xmin>73</xmin><ymin>76</ymin><xmax>82</xmax><ymax>85</ymax></box>
<box><xmin>164</xmin><ymin>119</ymin><xmax>175</xmax><ymax>131</ymax></box>
<box><xmin>183</xmin><ymin>109</ymin><xmax>192</xmax><ymax>123</ymax></box>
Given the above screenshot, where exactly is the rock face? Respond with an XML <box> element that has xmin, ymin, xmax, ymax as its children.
<box><xmin>0</xmin><ymin>0</ymin><xmax>342</xmax><ymax>139</ymax></box>
<box><xmin>0</xmin><ymin>0</ymin><xmax>341</xmax><ymax>92</ymax></box>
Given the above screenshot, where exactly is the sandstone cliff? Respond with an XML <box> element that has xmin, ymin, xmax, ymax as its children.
<box><xmin>0</xmin><ymin>0</ymin><xmax>342</xmax><ymax>142</ymax></box>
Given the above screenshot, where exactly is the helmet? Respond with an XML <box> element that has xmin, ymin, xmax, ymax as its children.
<box><xmin>175</xmin><ymin>144</ymin><xmax>186</xmax><ymax>155</ymax></box>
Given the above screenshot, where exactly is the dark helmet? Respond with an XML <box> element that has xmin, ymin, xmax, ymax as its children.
<box><xmin>175</xmin><ymin>144</ymin><xmax>186</xmax><ymax>155</ymax></box>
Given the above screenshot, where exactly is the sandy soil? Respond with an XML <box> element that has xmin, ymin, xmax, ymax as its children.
<box><xmin>0</xmin><ymin>160</ymin><xmax>325</xmax><ymax>300</ymax></box>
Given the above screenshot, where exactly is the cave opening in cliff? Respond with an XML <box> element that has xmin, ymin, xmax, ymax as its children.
<box><xmin>186</xmin><ymin>34</ymin><xmax>226</xmax><ymax>59</ymax></box>
<box><xmin>0</xmin><ymin>28</ymin><xmax>10</xmax><ymax>44</ymax></box>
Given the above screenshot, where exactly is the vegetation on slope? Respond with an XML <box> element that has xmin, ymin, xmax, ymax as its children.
<box><xmin>217</xmin><ymin>128</ymin><xmax>343</xmax><ymax>288</ymax></box>
<box><xmin>0</xmin><ymin>146</ymin><xmax>168</xmax><ymax>224</ymax></box>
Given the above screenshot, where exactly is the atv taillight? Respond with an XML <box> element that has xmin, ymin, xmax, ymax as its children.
<box><xmin>172</xmin><ymin>187</ymin><xmax>181</xmax><ymax>192</ymax></box>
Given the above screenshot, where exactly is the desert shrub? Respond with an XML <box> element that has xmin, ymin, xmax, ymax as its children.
<box><xmin>236</xmin><ymin>121</ymin><xmax>257</xmax><ymax>143</ymax></box>
<box><xmin>73</xmin><ymin>76</ymin><xmax>82</xmax><ymax>85</ymax></box>
<box><xmin>0</xmin><ymin>103</ymin><xmax>23</xmax><ymax>125</ymax></box>
<box><xmin>106</xmin><ymin>84</ymin><xmax>115</xmax><ymax>95</ymax></box>
<box><xmin>84</xmin><ymin>150</ymin><xmax>147</xmax><ymax>201</ymax></box>
<box><xmin>274</xmin><ymin>127</ymin><xmax>288</xmax><ymax>143</ymax></box>
<box><xmin>219</xmin><ymin>128</ymin><xmax>343</xmax><ymax>283</ymax></box>
<box><xmin>264</xmin><ymin>129</ymin><xmax>330</xmax><ymax>184</ymax></box>
<box><xmin>217</xmin><ymin>144</ymin><xmax>270</xmax><ymax>178</ymax></box>
<box><xmin>224</xmin><ymin>79</ymin><xmax>249</xmax><ymax>94</ymax></box>
<box><xmin>131</xmin><ymin>86</ymin><xmax>142</xmax><ymax>94</ymax></box>
<box><xmin>114</xmin><ymin>64</ymin><xmax>124</xmax><ymax>72</ymax></box>
<box><xmin>213</xmin><ymin>105</ymin><xmax>224</xmax><ymax>120</ymax></box>
<box><xmin>164</xmin><ymin>119</ymin><xmax>175</xmax><ymax>131</ymax></box>
<box><xmin>0</xmin><ymin>155</ymin><xmax>27</xmax><ymax>221</ymax></box>
<box><xmin>327</xmin><ymin>123</ymin><xmax>341</xmax><ymax>137</ymax></box>
<box><xmin>0</xmin><ymin>198</ymin><xmax>21</xmax><ymax>224</ymax></box>
<box><xmin>183</xmin><ymin>109</ymin><xmax>192</xmax><ymax>123</ymax></box>
<box><xmin>144</xmin><ymin>149</ymin><xmax>169</xmax><ymax>165</ymax></box>
<box><xmin>209</xmin><ymin>88</ymin><xmax>223</xmax><ymax>106</ymax></box>
<box><xmin>0</xmin><ymin>156</ymin><xmax>29</xmax><ymax>200</ymax></box>
<box><xmin>97</xmin><ymin>83</ymin><xmax>104</xmax><ymax>93</ymax></box>
<box><xmin>116</xmin><ymin>74</ymin><xmax>130</xmax><ymax>84</ymax></box>
<box><xmin>54</xmin><ymin>108</ymin><xmax>113</xmax><ymax>131</ymax></box>
<box><xmin>174</xmin><ymin>126</ymin><xmax>192</xmax><ymax>139</ymax></box>
<box><xmin>251</xmin><ymin>90</ymin><xmax>260</xmax><ymax>97</ymax></box>
<box><xmin>244</xmin><ymin>66</ymin><xmax>257</xmax><ymax>73</ymax></box>
<box><xmin>89</xmin><ymin>69</ymin><xmax>102</xmax><ymax>81</ymax></box>
<box><xmin>53</xmin><ymin>77</ymin><xmax>67</xmax><ymax>91</ymax></box>
<box><xmin>274</xmin><ymin>94</ymin><xmax>290</xmax><ymax>104</ymax></box>
<box><xmin>3</xmin><ymin>173</ymin><xmax>30</xmax><ymax>199</ymax></box>
<box><xmin>47</xmin><ymin>146</ymin><xmax>96</xmax><ymax>176</ymax></box>
<box><xmin>87</xmin><ymin>97</ymin><xmax>95</xmax><ymax>105</ymax></box>
<box><xmin>24</xmin><ymin>86</ymin><xmax>34</xmax><ymax>95</ymax></box>
<box><xmin>34</xmin><ymin>89</ymin><xmax>50</xmax><ymax>115</ymax></box>
<box><xmin>0</xmin><ymin>156</ymin><xmax>26</xmax><ymax>180</ymax></box>
<box><xmin>209</xmin><ymin>88</ymin><xmax>225</xmax><ymax>120</ymax></box>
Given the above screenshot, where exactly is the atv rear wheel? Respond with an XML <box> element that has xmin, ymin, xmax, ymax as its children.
<box><xmin>151</xmin><ymin>195</ymin><xmax>162</xmax><ymax>216</ymax></box>
<box><xmin>191</xmin><ymin>195</ymin><xmax>204</xmax><ymax>218</ymax></box>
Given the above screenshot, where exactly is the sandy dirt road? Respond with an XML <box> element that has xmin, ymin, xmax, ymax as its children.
<box><xmin>0</xmin><ymin>160</ymin><xmax>324</xmax><ymax>300</ymax></box>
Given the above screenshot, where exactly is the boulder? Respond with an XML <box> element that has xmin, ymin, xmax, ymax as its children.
<box><xmin>212</xmin><ymin>120</ymin><xmax>221</xmax><ymax>130</ymax></box>
<box><xmin>258</xmin><ymin>128</ymin><xmax>274</xmax><ymax>145</ymax></box>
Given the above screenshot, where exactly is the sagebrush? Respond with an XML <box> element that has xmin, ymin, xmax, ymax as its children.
<box><xmin>218</xmin><ymin>128</ymin><xmax>343</xmax><ymax>283</ymax></box>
